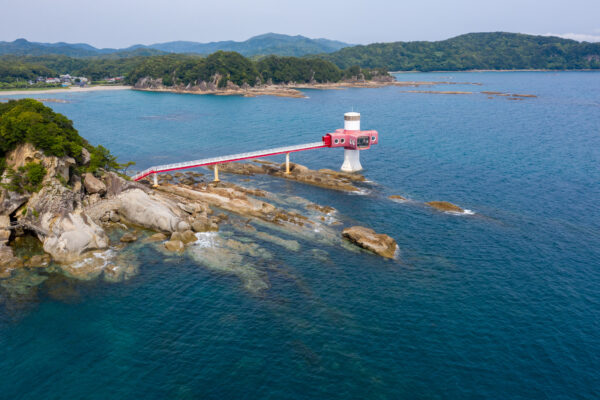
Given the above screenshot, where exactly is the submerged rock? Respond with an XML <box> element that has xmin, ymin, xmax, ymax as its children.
<box><xmin>342</xmin><ymin>226</ymin><xmax>397</xmax><ymax>258</ymax></box>
<box><xmin>388</xmin><ymin>195</ymin><xmax>406</xmax><ymax>201</ymax></box>
<box><xmin>120</xmin><ymin>232</ymin><xmax>138</xmax><ymax>243</ymax></box>
<box><xmin>212</xmin><ymin>161</ymin><xmax>363</xmax><ymax>192</ymax></box>
<box><xmin>426</xmin><ymin>201</ymin><xmax>464</xmax><ymax>213</ymax></box>
<box><xmin>306</xmin><ymin>203</ymin><xmax>335</xmax><ymax>214</ymax></box>
<box><xmin>25</xmin><ymin>254</ymin><xmax>52</xmax><ymax>268</ymax></box>
<box><xmin>191</xmin><ymin>214</ymin><xmax>219</xmax><ymax>232</ymax></box>
<box><xmin>0</xmin><ymin>245</ymin><xmax>23</xmax><ymax>277</ymax></box>
<box><xmin>146</xmin><ymin>232</ymin><xmax>168</xmax><ymax>242</ymax></box>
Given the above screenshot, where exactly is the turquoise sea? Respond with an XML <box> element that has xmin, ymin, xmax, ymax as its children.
<box><xmin>1</xmin><ymin>72</ymin><xmax>599</xmax><ymax>399</ymax></box>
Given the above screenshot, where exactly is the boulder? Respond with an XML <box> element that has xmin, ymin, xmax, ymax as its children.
<box><xmin>116</xmin><ymin>189</ymin><xmax>183</xmax><ymax>233</ymax></box>
<box><xmin>180</xmin><ymin>230</ymin><xmax>197</xmax><ymax>244</ymax></box>
<box><xmin>103</xmin><ymin>172</ymin><xmax>146</xmax><ymax>197</ymax></box>
<box><xmin>280</xmin><ymin>162</ymin><xmax>309</xmax><ymax>174</ymax></box>
<box><xmin>177</xmin><ymin>220</ymin><xmax>191</xmax><ymax>232</ymax></box>
<box><xmin>120</xmin><ymin>232</ymin><xmax>138</xmax><ymax>243</ymax></box>
<box><xmin>81</xmin><ymin>148</ymin><xmax>91</xmax><ymax>165</ymax></box>
<box><xmin>170</xmin><ymin>231</ymin><xmax>183</xmax><ymax>242</ymax></box>
<box><xmin>164</xmin><ymin>240</ymin><xmax>184</xmax><ymax>252</ymax></box>
<box><xmin>147</xmin><ymin>232</ymin><xmax>168</xmax><ymax>242</ymax></box>
<box><xmin>109</xmin><ymin>210</ymin><xmax>120</xmax><ymax>222</ymax></box>
<box><xmin>426</xmin><ymin>201</ymin><xmax>464</xmax><ymax>213</ymax></box>
<box><xmin>342</xmin><ymin>226</ymin><xmax>397</xmax><ymax>258</ymax></box>
<box><xmin>43</xmin><ymin>212</ymin><xmax>110</xmax><ymax>263</ymax></box>
<box><xmin>191</xmin><ymin>214</ymin><xmax>219</xmax><ymax>232</ymax></box>
<box><xmin>83</xmin><ymin>173</ymin><xmax>107</xmax><ymax>195</ymax></box>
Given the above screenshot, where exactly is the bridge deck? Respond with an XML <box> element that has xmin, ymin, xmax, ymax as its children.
<box><xmin>132</xmin><ymin>141</ymin><xmax>327</xmax><ymax>181</ymax></box>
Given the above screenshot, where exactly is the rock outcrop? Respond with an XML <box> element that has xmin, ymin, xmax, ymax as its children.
<box><xmin>342</xmin><ymin>226</ymin><xmax>397</xmax><ymax>258</ymax></box>
<box><xmin>0</xmin><ymin>143</ymin><xmax>192</xmax><ymax>273</ymax></box>
<box><xmin>210</xmin><ymin>162</ymin><xmax>364</xmax><ymax>192</ymax></box>
<box><xmin>116</xmin><ymin>189</ymin><xmax>184</xmax><ymax>233</ymax></box>
<box><xmin>426</xmin><ymin>201</ymin><xmax>464</xmax><ymax>213</ymax></box>
<box><xmin>42</xmin><ymin>213</ymin><xmax>109</xmax><ymax>263</ymax></box>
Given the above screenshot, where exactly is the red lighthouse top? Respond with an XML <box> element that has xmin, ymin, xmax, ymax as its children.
<box><xmin>322</xmin><ymin>129</ymin><xmax>379</xmax><ymax>150</ymax></box>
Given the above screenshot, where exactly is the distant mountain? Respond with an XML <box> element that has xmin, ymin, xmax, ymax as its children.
<box><xmin>0</xmin><ymin>34</ymin><xmax>351</xmax><ymax>58</ymax></box>
<box><xmin>144</xmin><ymin>33</ymin><xmax>351</xmax><ymax>56</ymax></box>
<box><xmin>320</xmin><ymin>32</ymin><xmax>600</xmax><ymax>71</ymax></box>
<box><xmin>0</xmin><ymin>38</ymin><xmax>105</xmax><ymax>57</ymax></box>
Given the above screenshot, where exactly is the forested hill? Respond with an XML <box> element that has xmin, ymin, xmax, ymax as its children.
<box><xmin>0</xmin><ymin>52</ymin><xmax>388</xmax><ymax>89</ymax></box>
<box><xmin>320</xmin><ymin>32</ymin><xmax>600</xmax><ymax>71</ymax></box>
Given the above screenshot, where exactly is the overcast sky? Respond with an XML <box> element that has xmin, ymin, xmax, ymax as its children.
<box><xmin>1</xmin><ymin>0</ymin><xmax>599</xmax><ymax>47</ymax></box>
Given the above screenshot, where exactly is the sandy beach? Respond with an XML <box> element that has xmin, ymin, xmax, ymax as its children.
<box><xmin>0</xmin><ymin>85</ymin><xmax>131</xmax><ymax>96</ymax></box>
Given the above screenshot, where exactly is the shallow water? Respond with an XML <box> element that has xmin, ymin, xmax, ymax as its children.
<box><xmin>1</xmin><ymin>72</ymin><xmax>599</xmax><ymax>399</ymax></box>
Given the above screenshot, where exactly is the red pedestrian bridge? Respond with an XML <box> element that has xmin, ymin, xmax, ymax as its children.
<box><xmin>131</xmin><ymin>112</ymin><xmax>378</xmax><ymax>184</ymax></box>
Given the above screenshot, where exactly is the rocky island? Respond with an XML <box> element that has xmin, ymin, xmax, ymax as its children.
<box><xmin>0</xmin><ymin>99</ymin><xmax>398</xmax><ymax>291</ymax></box>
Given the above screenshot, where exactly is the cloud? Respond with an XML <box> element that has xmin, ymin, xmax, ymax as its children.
<box><xmin>541</xmin><ymin>32</ymin><xmax>600</xmax><ymax>42</ymax></box>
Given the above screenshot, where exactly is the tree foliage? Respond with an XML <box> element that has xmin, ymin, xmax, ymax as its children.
<box><xmin>256</xmin><ymin>56</ymin><xmax>342</xmax><ymax>83</ymax></box>
<box><xmin>0</xmin><ymin>99</ymin><xmax>124</xmax><ymax>175</ymax></box>
<box><xmin>0</xmin><ymin>52</ymin><xmax>377</xmax><ymax>89</ymax></box>
<box><xmin>2</xmin><ymin>162</ymin><xmax>47</xmax><ymax>193</ymax></box>
<box><xmin>321</xmin><ymin>32</ymin><xmax>600</xmax><ymax>71</ymax></box>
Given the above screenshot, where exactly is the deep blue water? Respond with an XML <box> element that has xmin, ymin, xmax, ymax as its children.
<box><xmin>1</xmin><ymin>72</ymin><xmax>599</xmax><ymax>399</ymax></box>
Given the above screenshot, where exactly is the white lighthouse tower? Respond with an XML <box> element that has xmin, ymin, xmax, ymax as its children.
<box><xmin>341</xmin><ymin>112</ymin><xmax>363</xmax><ymax>172</ymax></box>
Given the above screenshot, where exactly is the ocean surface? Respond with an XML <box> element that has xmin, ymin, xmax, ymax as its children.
<box><xmin>1</xmin><ymin>72</ymin><xmax>599</xmax><ymax>399</ymax></box>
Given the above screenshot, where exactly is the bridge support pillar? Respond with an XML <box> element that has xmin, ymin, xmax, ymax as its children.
<box><xmin>213</xmin><ymin>164</ymin><xmax>220</xmax><ymax>182</ymax></box>
<box><xmin>285</xmin><ymin>153</ymin><xmax>290</xmax><ymax>174</ymax></box>
<box><xmin>153</xmin><ymin>173</ymin><xmax>158</xmax><ymax>187</ymax></box>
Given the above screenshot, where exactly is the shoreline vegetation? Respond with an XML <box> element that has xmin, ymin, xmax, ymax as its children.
<box><xmin>131</xmin><ymin>80</ymin><xmax>483</xmax><ymax>98</ymax></box>
<box><xmin>0</xmin><ymin>81</ymin><xmax>539</xmax><ymax>100</ymax></box>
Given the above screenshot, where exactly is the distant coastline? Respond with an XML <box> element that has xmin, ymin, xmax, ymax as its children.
<box><xmin>0</xmin><ymin>80</ymin><xmax>485</xmax><ymax>99</ymax></box>
<box><xmin>133</xmin><ymin>80</ymin><xmax>483</xmax><ymax>99</ymax></box>
<box><xmin>0</xmin><ymin>85</ymin><xmax>131</xmax><ymax>96</ymax></box>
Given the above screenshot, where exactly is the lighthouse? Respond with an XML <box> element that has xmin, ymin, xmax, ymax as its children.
<box><xmin>341</xmin><ymin>112</ymin><xmax>362</xmax><ymax>172</ymax></box>
<box><xmin>321</xmin><ymin>112</ymin><xmax>379</xmax><ymax>173</ymax></box>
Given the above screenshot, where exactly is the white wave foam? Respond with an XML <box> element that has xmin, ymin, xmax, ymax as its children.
<box><xmin>193</xmin><ymin>232</ymin><xmax>219</xmax><ymax>248</ymax></box>
<box><xmin>444</xmin><ymin>209</ymin><xmax>475</xmax><ymax>216</ymax></box>
<box><xmin>71</xmin><ymin>249</ymin><xmax>115</xmax><ymax>269</ymax></box>
<box><xmin>349</xmin><ymin>188</ymin><xmax>370</xmax><ymax>196</ymax></box>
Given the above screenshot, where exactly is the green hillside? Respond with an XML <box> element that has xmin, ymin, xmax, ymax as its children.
<box><xmin>321</xmin><ymin>32</ymin><xmax>600</xmax><ymax>71</ymax></box>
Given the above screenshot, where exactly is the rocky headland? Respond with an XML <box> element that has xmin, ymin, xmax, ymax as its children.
<box><xmin>133</xmin><ymin>76</ymin><xmax>484</xmax><ymax>99</ymax></box>
<box><xmin>0</xmin><ymin>140</ymin><xmax>399</xmax><ymax>291</ymax></box>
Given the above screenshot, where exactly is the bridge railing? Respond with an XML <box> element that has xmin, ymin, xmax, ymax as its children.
<box><xmin>131</xmin><ymin>141</ymin><xmax>326</xmax><ymax>181</ymax></box>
